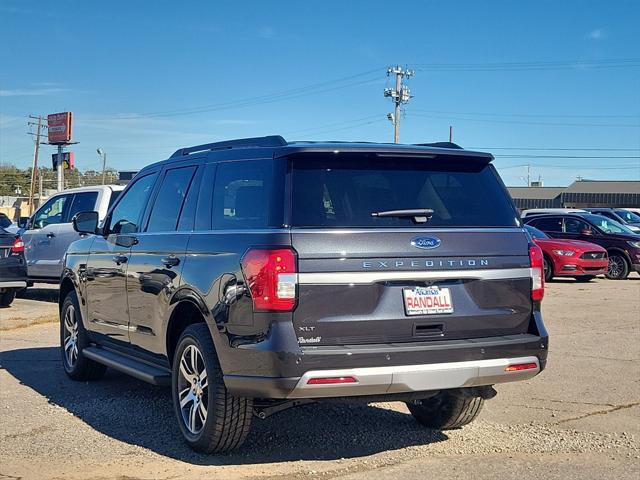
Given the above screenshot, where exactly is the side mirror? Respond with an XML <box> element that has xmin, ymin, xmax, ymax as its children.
<box><xmin>581</xmin><ymin>228</ymin><xmax>593</xmax><ymax>236</ymax></box>
<box><xmin>18</xmin><ymin>217</ymin><xmax>30</xmax><ymax>229</ymax></box>
<box><xmin>72</xmin><ymin>211</ymin><xmax>99</xmax><ymax>235</ymax></box>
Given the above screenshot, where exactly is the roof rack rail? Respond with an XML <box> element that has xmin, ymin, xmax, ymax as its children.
<box><xmin>413</xmin><ymin>142</ymin><xmax>463</xmax><ymax>150</ymax></box>
<box><xmin>171</xmin><ymin>135</ymin><xmax>287</xmax><ymax>158</ymax></box>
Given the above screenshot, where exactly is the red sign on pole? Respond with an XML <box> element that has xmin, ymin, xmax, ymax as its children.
<box><xmin>47</xmin><ymin>112</ymin><xmax>73</xmax><ymax>144</ymax></box>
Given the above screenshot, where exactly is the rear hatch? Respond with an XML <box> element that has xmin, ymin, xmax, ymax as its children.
<box><xmin>287</xmin><ymin>149</ymin><xmax>532</xmax><ymax>346</ymax></box>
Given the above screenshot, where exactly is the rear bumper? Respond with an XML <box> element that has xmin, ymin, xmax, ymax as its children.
<box><xmin>286</xmin><ymin>356</ymin><xmax>539</xmax><ymax>398</ymax></box>
<box><xmin>223</xmin><ymin>311</ymin><xmax>548</xmax><ymax>399</ymax></box>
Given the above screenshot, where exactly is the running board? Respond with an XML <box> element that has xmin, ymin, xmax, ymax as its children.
<box><xmin>83</xmin><ymin>346</ymin><xmax>171</xmax><ymax>386</ymax></box>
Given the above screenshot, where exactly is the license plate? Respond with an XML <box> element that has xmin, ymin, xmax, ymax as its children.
<box><xmin>403</xmin><ymin>286</ymin><xmax>454</xmax><ymax>315</ymax></box>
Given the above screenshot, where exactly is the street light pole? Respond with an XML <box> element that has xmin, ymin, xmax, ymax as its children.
<box><xmin>97</xmin><ymin>148</ymin><xmax>107</xmax><ymax>185</ymax></box>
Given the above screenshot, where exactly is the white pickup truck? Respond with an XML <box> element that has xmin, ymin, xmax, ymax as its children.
<box><xmin>19</xmin><ymin>185</ymin><xmax>124</xmax><ymax>283</ymax></box>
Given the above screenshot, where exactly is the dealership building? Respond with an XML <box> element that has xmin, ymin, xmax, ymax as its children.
<box><xmin>508</xmin><ymin>180</ymin><xmax>640</xmax><ymax>210</ymax></box>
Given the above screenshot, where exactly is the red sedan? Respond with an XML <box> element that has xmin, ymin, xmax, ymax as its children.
<box><xmin>525</xmin><ymin>225</ymin><xmax>608</xmax><ymax>282</ymax></box>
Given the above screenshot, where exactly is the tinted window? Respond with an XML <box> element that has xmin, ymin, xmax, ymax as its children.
<box><xmin>615</xmin><ymin>209</ymin><xmax>640</xmax><ymax>223</ymax></box>
<box><xmin>524</xmin><ymin>225</ymin><xmax>548</xmax><ymax>239</ymax></box>
<box><xmin>67</xmin><ymin>192</ymin><xmax>98</xmax><ymax>221</ymax></box>
<box><xmin>109</xmin><ymin>173</ymin><xmax>157</xmax><ymax>234</ymax></box>
<box><xmin>291</xmin><ymin>157</ymin><xmax>518</xmax><ymax>228</ymax></box>
<box><xmin>563</xmin><ymin>217</ymin><xmax>591</xmax><ymax>234</ymax></box>
<box><xmin>33</xmin><ymin>194</ymin><xmax>71</xmax><ymax>228</ymax></box>
<box><xmin>580</xmin><ymin>214</ymin><xmax>634</xmax><ymax>234</ymax></box>
<box><xmin>213</xmin><ymin>160</ymin><xmax>284</xmax><ymax>229</ymax></box>
<box><xmin>108</xmin><ymin>190</ymin><xmax>122</xmax><ymax>211</ymax></box>
<box><xmin>528</xmin><ymin>217</ymin><xmax>562</xmax><ymax>232</ymax></box>
<box><xmin>177</xmin><ymin>167</ymin><xmax>202</xmax><ymax>231</ymax></box>
<box><xmin>147</xmin><ymin>166</ymin><xmax>197</xmax><ymax>232</ymax></box>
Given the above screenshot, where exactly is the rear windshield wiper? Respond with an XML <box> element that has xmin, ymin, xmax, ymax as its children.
<box><xmin>371</xmin><ymin>208</ymin><xmax>434</xmax><ymax>224</ymax></box>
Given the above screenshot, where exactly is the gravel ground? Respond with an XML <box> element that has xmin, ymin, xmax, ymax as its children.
<box><xmin>0</xmin><ymin>284</ymin><xmax>58</xmax><ymax>330</ymax></box>
<box><xmin>0</xmin><ymin>277</ymin><xmax>638</xmax><ymax>479</ymax></box>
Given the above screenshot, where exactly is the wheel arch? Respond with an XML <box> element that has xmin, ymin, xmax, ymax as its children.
<box><xmin>165</xmin><ymin>288</ymin><xmax>219</xmax><ymax>366</ymax></box>
<box><xmin>606</xmin><ymin>247</ymin><xmax>632</xmax><ymax>266</ymax></box>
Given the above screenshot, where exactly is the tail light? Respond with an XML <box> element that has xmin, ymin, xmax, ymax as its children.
<box><xmin>10</xmin><ymin>237</ymin><xmax>25</xmax><ymax>254</ymax></box>
<box><xmin>241</xmin><ymin>248</ymin><xmax>297</xmax><ymax>311</ymax></box>
<box><xmin>529</xmin><ymin>244</ymin><xmax>544</xmax><ymax>301</ymax></box>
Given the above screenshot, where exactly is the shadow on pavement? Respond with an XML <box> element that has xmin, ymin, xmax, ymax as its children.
<box><xmin>16</xmin><ymin>286</ymin><xmax>59</xmax><ymax>303</ymax></box>
<box><xmin>0</xmin><ymin>346</ymin><xmax>447</xmax><ymax>465</ymax></box>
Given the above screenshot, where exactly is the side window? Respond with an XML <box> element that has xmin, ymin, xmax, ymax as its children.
<box><xmin>177</xmin><ymin>167</ymin><xmax>202</xmax><ymax>231</ymax></box>
<box><xmin>67</xmin><ymin>192</ymin><xmax>99</xmax><ymax>221</ymax></box>
<box><xmin>564</xmin><ymin>218</ymin><xmax>590</xmax><ymax>234</ymax></box>
<box><xmin>212</xmin><ymin>160</ymin><xmax>284</xmax><ymax>230</ymax></box>
<box><xmin>530</xmin><ymin>217</ymin><xmax>562</xmax><ymax>232</ymax></box>
<box><xmin>108</xmin><ymin>173</ymin><xmax>157</xmax><ymax>234</ymax></box>
<box><xmin>33</xmin><ymin>194</ymin><xmax>71</xmax><ymax>228</ymax></box>
<box><xmin>194</xmin><ymin>163</ymin><xmax>216</xmax><ymax>231</ymax></box>
<box><xmin>147</xmin><ymin>166</ymin><xmax>197</xmax><ymax>232</ymax></box>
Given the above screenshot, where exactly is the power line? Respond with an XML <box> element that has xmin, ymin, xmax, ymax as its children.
<box><xmin>411</xmin><ymin>109</ymin><xmax>640</xmax><ymax>119</ymax></box>
<box><xmin>407</xmin><ymin>112</ymin><xmax>639</xmax><ymax>128</ymax></box>
<box><xmin>412</xmin><ymin>58</ymin><xmax>640</xmax><ymax>71</ymax></box>
<box><xmin>106</xmin><ymin>69</ymin><xmax>383</xmax><ymax>120</ymax></box>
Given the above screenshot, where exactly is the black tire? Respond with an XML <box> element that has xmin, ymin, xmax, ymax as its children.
<box><xmin>574</xmin><ymin>275</ymin><xmax>596</xmax><ymax>282</ymax></box>
<box><xmin>606</xmin><ymin>254</ymin><xmax>629</xmax><ymax>280</ymax></box>
<box><xmin>60</xmin><ymin>290</ymin><xmax>107</xmax><ymax>381</ymax></box>
<box><xmin>543</xmin><ymin>256</ymin><xmax>554</xmax><ymax>282</ymax></box>
<box><xmin>406</xmin><ymin>390</ymin><xmax>484</xmax><ymax>429</ymax></box>
<box><xmin>171</xmin><ymin>323</ymin><xmax>252</xmax><ymax>453</ymax></box>
<box><xmin>0</xmin><ymin>289</ymin><xmax>16</xmax><ymax>307</ymax></box>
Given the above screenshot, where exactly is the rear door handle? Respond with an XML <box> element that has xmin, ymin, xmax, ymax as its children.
<box><xmin>161</xmin><ymin>256</ymin><xmax>180</xmax><ymax>268</ymax></box>
<box><xmin>113</xmin><ymin>254</ymin><xmax>128</xmax><ymax>265</ymax></box>
<box><xmin>46</xmin><ymin>232</ymin><xmax>55</xmax><ymax>238</ymax></box>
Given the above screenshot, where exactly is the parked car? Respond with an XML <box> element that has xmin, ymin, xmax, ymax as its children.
<box><xmin>584</xmin><ymin>208</ymin><xmax>640</xmax><ymax>233</ymax></box>
<box><xmin>524</xmin><ymin>225</ymin><xmax>607</xmax><ymax>282</ymax></box>
<box><xmin>524</xmin><ymin>213</ymin><xmax>640</xmax><ymax>280</ymax></box>
<box><xmin>18</xmin><ymin>185</ymin><xmax>124</xmax><ymax>284</ymax></box>
<box><xmin>622</xmin><ymin>207</ymin><xmax>640</xmax><ymax>217</ymax></box>
<box><xmin>59</xmin><ymin>136</ymin><xmax>548</xmax><ymax>453</ymax></box>
<box><xmin>0</xmin><ymin>226</ymin><xmax>27</xmax><ymax>307</ymax></box>
<box><xmin>520</xmin><ymin>208</ymin><xmax>586</xmax><ymax>219</ymax></box>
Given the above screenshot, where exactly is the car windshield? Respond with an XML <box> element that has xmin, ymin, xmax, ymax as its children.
<box><xmin>580</xmin><ymin>214</ymin><xmax>635</xmax><ymax>234</ymax></box>
<box><xmin>0</xmin><ymin>214</ymin><xmax>11</xmax><ymax>229</ymax></box>
<box><xmin>615</xmin><ymin>209</ymin><xmax>640</xmax><ymax>223</ymax></box>
<box><xmin>524</xmin><ymin>224</ymin><xmax>549</xmax><ymax>239</ymax></box>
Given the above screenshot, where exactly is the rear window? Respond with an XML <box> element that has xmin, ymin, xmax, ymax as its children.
<box><xmin>290</xmin><ymin>156</ymin><xmax>518</xmax><ymax>228</ymax></box>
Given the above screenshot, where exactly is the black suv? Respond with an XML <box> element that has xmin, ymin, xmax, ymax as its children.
<box><xmin>60</xmin><ymin>136</ymin><xmax>548</xmax><ymax>453</ymax></box>
<box><xmin>524</xmin><ymin>213</ymin><xmax>640</xmax><ymax>280</ymax></box>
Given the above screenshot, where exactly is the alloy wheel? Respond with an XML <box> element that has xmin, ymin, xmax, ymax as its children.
<box><xmin>177</xmin><ymin>344</ymin><xmax>209</xmax><ymax>435</ymax></box>
<box><xmin>608</xmin><ymin>256</ymin><xmax>624</xmax><ymax>279</ymax></box>
<box><xmin>63</xmin><ymin>305</ymin><xmax>79</xmax><ymax>368</ymax></box>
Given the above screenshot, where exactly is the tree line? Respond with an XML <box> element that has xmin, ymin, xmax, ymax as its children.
<box><xmin>0</xmin><ymin>165</ymin><xmax>120</xmax><ymax>197</ymax></box>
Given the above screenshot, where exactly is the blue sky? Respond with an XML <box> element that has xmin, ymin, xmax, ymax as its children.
<box><xmin>1</xmin><ymin>0</ymin><xmax>638</xmax><ymax>186</ymax></box>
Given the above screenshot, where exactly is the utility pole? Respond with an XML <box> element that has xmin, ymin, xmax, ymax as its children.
<box><xmin>526</xmin><ymin>164</ymin><xmax>531</xmax><ymax>187</ymax></box>
<box><xmin>384</xmin><ymin>66</ymin><xmax>414</xmax><ymax>143</ymax></box>
<box><xmin>449</xmin><ymin>126</ymin><xmax>453</xmax><ymax>143</ymax></box>
<box><xmin>27</xmin><ymin>115</ymin><xmax>46</xmax><ymax>215</ymax></box>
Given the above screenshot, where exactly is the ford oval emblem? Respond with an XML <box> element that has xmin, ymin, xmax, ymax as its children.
<box><xmin>411</xmin><ymin>236</ymin><xmax>441</xmax><ymax>250</ymax></box>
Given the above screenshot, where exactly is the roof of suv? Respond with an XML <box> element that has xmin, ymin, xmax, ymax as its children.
<box><xmin>162</xmin><ymin>135</ymin><xmax>494</xmax><ymax>167</ymax></box>
<box><xmin>49</xmin><ymin>184</ymin><xmax>125</xmax><ymax>195</ymax></box>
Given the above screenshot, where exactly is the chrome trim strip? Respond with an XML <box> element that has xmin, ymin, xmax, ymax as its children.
<box><xmin>291</xmin><ymin>227</ymin><xmax>524</xmax><ymax>234</ymax></box>
<box><xmin>287</xmin><ymin>356</ymin><xmax>540</xmax><ymax>399</ymax></box>
<box><xmin>298</xmin><ymin>267</ymin><xmax>532</xmax><ymax>284</ymax></box>
<box><xmin>0</xmin><ymin>281</ymin><xmax>27</xmax><ymax>288</ymax></box>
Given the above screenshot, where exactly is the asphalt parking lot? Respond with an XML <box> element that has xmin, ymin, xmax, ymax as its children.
<box><xmin>1</xmin><ymin>278</ymin><xmax>639</xmax><ymax>480</ymax></box>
